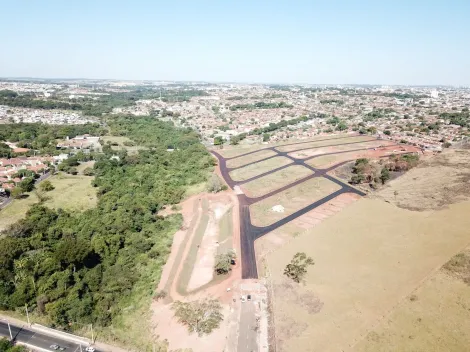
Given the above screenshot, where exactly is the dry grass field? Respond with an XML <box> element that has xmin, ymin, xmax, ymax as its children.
<box><xmin>249</xmin><ymin>177</ymin><xmax>341</xmax><ymax>226</ymax></box>
<box><xmin>376</xmin><ymin>149</ymin><xmax>470</xmax><ymax>211</ymax></box>
<box><xmin>226</xmin><ymin>149</ymin><xmax>277</xmax><ymax>168</ymax></box>
<box><xmin>0</xmin><ymin>172</ymin><xmax>97</xmax><ymax>231</ymax></box>
<box><xmin>259</xmin><ymin>149</ymin><xmax>470</xmax><ymax>352</ymax></box>
<box><xmin>241</xmin><ymin>165</ymin><xmax>313</xmax><ymax>197</ymax></box>
<box><xmin>229</xmin><ymin>156</ymin><xmax>292</xmax><ymax>182</ymax></box>
<box><xmin>288</xmin><ymin>139</ymin><xmax>394</xmax><ymax>159</ymax></box>
<box><xmin>265</xmin><ymin>199</ymin><xmax>470</xmax><ymax>352</ymax></box>
<box><xmin>276</xmin><ymin>135</ymin><xmax>375</xmax><ymax>153</ymax></box>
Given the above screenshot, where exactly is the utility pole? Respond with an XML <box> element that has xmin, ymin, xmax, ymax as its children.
<box><xmin>7</xmin><ymin>321</ymin><xmax>13</xmax><ymax>340</ymax></box>
<box><xmin>25</xmin><ymin>304</ymin><xmax>31</xmax><ymax>326</ymax></box>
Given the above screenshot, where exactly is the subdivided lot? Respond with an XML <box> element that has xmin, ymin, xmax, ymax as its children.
<box><xmin>265</xmin><ymin>198</ymin><xmax>470</xmax><ymax>352</ymax></box>
<box><xmin>229</xmin><ymin>156</ymin><xmax>292</xmax><ymax>182</ymax></box>
<box><xmin>0</xmin><ymin>172</ymin><xmax>97</xmax><ymax>232</ymax></box>
<box><xmin>288</xmin><ymin>139</ymin><xmax>395</xmax><ymax>159</ymax></box>
<box><xmin>241</xmin><ymin>165</ymin><xmax>313</xmax><ymax>198</ymax></box>
<box><xmin>276</xmin><ymin>135</ymin><xmax>376</xmax><ymax>153</ymax></box>
<box><xmin>226</xmin><ymin>149</ymin><xmax>277</xmax><ymax>169</ymax></box>
<box><xmin>305</xmin><ymin>145</ymin><xmax>412</xmax><ymax>169</ymax></box>
<box><xmin>249</xmin><ymin>177</ymin><xmax>341</xmax><ymax>226</ymax></box>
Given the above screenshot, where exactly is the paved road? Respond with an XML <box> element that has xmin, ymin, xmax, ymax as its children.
<box><xmin>0</xmin><ymin>171</ymin><xmax>51</xmax><ymax>210</ymax></box>
<box><xmin>237</xmin><ymin>302</ymin><xmax>258</xmax><ymax>352</ymax></box>
<box><xmin>212</xmin><ymin>135</ymin><xmax>387</xmax><ymax>279</ymax></box>
<box><xmin>0</xmin><ymin>321</ymin><xmax>98</xmax><ymax>352</ymax></box>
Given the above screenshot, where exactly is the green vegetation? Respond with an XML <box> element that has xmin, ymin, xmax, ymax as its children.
<box><xmin>172</xmin><ymin>299</ymin><xmax>223</xmax><ymax>336</ymax></box>
<box><xmin>0</xmin><ymin>338</ymin><xmax>27</xmax><ymax>352</ymax></box>
<box><xmin>0</xmin><ymin>123</ymin><xmax>104</xmax><ymax>155</ymax></box>
<box><xmin>0</xmin><ymin>117</ymin><xmax>212</xmax><ymax>336</ymax></box>
<box><xmin>229</xmin><ymin>101</ymin><xmax>293</xmax><ymax>111</ymax></box>
<box><xmin>284</xmin><ymin>252</ymin><xmax>315</xmax><ymax>283</ymax></box>
<box><xmin>320</xmin><ymin>99</ymin><xmax>344</xmax><ymax>105</ymax></box>
<box><xmin>214</xmin><ymin>251</ymin><xmax>236</xmax><ymax>275</ymax></box>
<box><xmin>440</xmin><ymin>111</ymin><xmax>469</xmax><ymax>127</ymax></box>
<box><xmin>0</xmin><ymin>90</ymin><xmax>82</xmax><ymax>110</ymax></box>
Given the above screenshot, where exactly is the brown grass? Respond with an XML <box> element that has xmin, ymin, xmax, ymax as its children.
<box><xmin>249</xmin><ymin>177</ymin><xmax>341</xmax><ymax>226</ymax></box>
<box><xmin>265</xmin><ymin>198</ymin><xmax>470</xmax><ymax>352</ymax></box>
<box><xmin>276</xmin><ymin>135</ymin><xmax>376</xmax><ymax>153</ymax></box>
<box><xmin>242</xmin><ymin>165</ymin><xmax>313</xmax><ymax>197</ymax></box>
<box><xmin>226</xmin><ymin>149</ymin><xmax>278</xmax><ymax>168</ymax></box>
<box><xmin>229</xmin><ymin>156</ymin><xmax>292</xmax><ymax>182</ymax></box>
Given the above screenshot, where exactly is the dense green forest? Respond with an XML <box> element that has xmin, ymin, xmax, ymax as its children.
<box><xmin>0</xmin><ymin>116</ymin><xmax>213</xmax><ymax>330</ymax></box>
<box><xmin>0</xmin><ymin>90</ymin><xmax>82</xmax><ymax>110</ymax></box>
<box><xmin>0</xmin><ymin>123</ymin><xmax>105</xmax><ymax>154</ymax></box>
<box><xmin>229</xmin><ymin>101</ymin><xmax>293</xmax><ymax>111</ymax></box>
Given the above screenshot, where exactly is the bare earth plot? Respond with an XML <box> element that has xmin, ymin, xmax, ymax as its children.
<box><xmin>266</xmin><ymin>198</ymin><xmax>470</xmax><ymax>352</ymax></box>
<box><xmin>226</xmin><ymin>149</ymin><xmax>277</xmax><ymax>169</ymax></box>
<box><xmin>229</xmin><ymin>156</ymin><xmax>292</xmax><ymax>182</ymax></box>
<box><xmin>249</xmin><ymin>177</ymin><xmax>341</xmax><ymax>226</ymax></box>
<box><xmin>276</xmin><ymin>135</ymin><xmax>376</xmax><ymax>153</ymax></box>
<box><xmin>288</xmin><ymin>139</ymin><xmax>395</xmax><ymax>159</ymax></box>
<box><xmin>241</xmin><ymin>165</ymin><xmax>313</xmax><ymax>197</ymax></box>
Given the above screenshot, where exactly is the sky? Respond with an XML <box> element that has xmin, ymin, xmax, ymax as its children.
<box><xmin>1</xmin><ymin>0</ymin><xmax>469</xmax><ymax>85</ymax></box>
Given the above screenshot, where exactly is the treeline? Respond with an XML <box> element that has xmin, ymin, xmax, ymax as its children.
<box><xmin>0</xmin><ymin>116</ymin><xmax>214</xmax><ymax>329</ymax></box>
<box><xmin>229</xmin><ymin>101</ymin><xmax>293</xmax><ymax>111</ymax></box>
<box><xmin>320</xmin><ymin>99</ymin><xmax>344</xmax><ymax>105</ymax></box>
<box><xmin>0</xmin><ymin>90</ymin><xmax>82</xmax><ymax>110</ymax></box>
<box><xmin>0</xmin><ymin>123</ymin><xmax>105</xmax><ymax>154</ymax></box>
<box><xmin>440</xmin><ymin>111</ymin><xmax>469</xmax><ymax>127</ymax></box>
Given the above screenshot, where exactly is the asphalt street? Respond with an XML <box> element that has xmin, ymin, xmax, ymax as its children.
<box><xmin>0</xmin><ymin>321</ymin><xmax>98</xmax><ymax>352</ymax></box>
<box><xmin>212</xmin><ymin>135</ymin><xmax>378</xmax><ymax>279</ymax></box>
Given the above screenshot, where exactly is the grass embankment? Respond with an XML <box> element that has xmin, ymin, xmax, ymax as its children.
<box><xmin>176</xmin><ymin>199</ymin><xmax>209</xmax><ymax>295</ymax></box>
<box><xmin>0</xmin><ymin>171</ymin><xmax>96</xmax><ymax>232</ymax></box>
<box><xmin>217</xmin><ymin>206</ymin><xmax>234</xmax><ymax>255</ymax></box>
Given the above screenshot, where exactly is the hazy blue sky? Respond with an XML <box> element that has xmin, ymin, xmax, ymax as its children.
<box><xmin>1</xmin><ymin>0</ymin><xmax>469</xmax><ymax>85</ymax></box>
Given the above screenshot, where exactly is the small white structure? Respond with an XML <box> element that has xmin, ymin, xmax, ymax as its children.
<box><xmin>271</xmin><ymin>205</ymin><xmax>285</xmax><ymax>213</ymax></box>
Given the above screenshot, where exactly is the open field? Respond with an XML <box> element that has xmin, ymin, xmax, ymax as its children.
<box><xmin>241</xmin><ymin>165</ymin><xmax>313</xmax><ymax>197</ymax></box>
<box><xmin>0</xmin><ymin>172</ymin><xmax>97</xmax><ymax>231</ymax></box>
<box><xmin>354</xmin><ymin>269</ymin><xmax>470</xmax><ymax>352</ymax></box>
<box><xmin>288</xmin><ymin>139</ymin><xmax>395</xmax><ymax>159</ymax></box>
<box><xmin>376</xmin><ymin>149</ymin><xmax>470</xmax><ymax>211</ymax></box>
<box><xmin>276</xmin><ymin>135</ymin><xmax>376</xmax><ymax>153</ymax></box>
<box><xmin>101</xmin><ymin>135</ymin><xmax>147</xmax><ymax>154</ymax></box>
<box><xmin>226</xmin><ymin>149</ymin><xmax>277</xmax><ymax>168</ymax></box>
<box><xmin>306</xmin><ymin>145</ymin><xmax>418</xmax><ymax>168</ymax></box>
<box><xmin>229</xmin><ymin>156</ymin><xmax>292</xmax><ymax>182</ymax></box>
<box><xmin>265</xmin><ymin>198</ymin><xmax>470</xmax><ymax>352</ymax></box>
<box><xmin>218</xmin><ymin>206</ymin><xmax>234</xmax><ymax>255</ymax></box>
<box><xmin>249</xmin><ymin>177</ymin><xmax>341</xmax><ymax>226</ymax></box>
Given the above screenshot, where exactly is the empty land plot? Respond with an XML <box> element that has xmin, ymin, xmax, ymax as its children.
<box><xmin>0</xmin><ymin>173</ymin><xmax>96</xmax><ymax>232</ymax></box>
<box><xmin>226</xmin><ymin>149</ymin><xmax>277</xmax><ymax>169</ymax></box>
<box><xmin>354</xmin><ymin>268</ymin><xmax>470</xmax><ymax>352</ymax></box>
<box><xmin>276</xmin><ymin>135</ymin><xmax>376</xmax><ymax>153</ymax></box>
<box><xmin>241</xmin><ymin>165</ymin><xmax>313</xmax><ymax>197</ymax></box>
<box><xmin>249</xmin><ymin>177</ymin><xmax>341</xmax><ymax>226</ymax></box>
<box><xmin>229</xmin><ymin>156</ymin><xmax>292</xmax><ymax>182</ymax></box>
<box><xmin>216</xmin><ymin>144</ymin><xmax>266</xmax><ymax>158</ymax></box>
<box><xmin>289</xmin><ymin>140</ymin><xmax>394</xmax><ymax>159</ymax></box>
<box><xmin>306</xmin><ymin>149</ymin><xmax>383</xmax><ymax>168</ymax></box>
<box><xmin>217</xmin><ymin>206</ymin><xmax>234</xmax><ymax>255</ymax></box>
<box><xmin>266</xmin><ymin>198</ymin><xmax>470</xmax><ymax>352</ymax></box>
<box><xmin>376</xmin><ymin>149</ymin><xmax>470</xmax><ymax>211</ymax></box>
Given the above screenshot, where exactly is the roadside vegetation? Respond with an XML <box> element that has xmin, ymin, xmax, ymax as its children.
<box><xmin>0</xmin><ymin>116</ymin><xmax>214</xmax><ymax>348</ymax></box>
<box><xmin>172</xmin><ymin>299</ymin><xmax>223</xmax><ymax>336</ymax></box>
